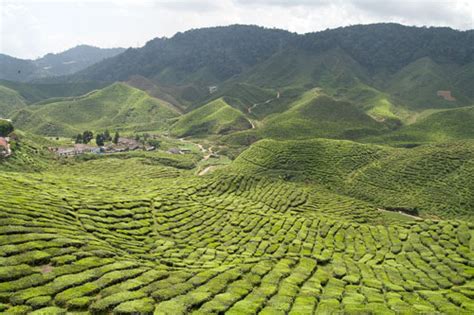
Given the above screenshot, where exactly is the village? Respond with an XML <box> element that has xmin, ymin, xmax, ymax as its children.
<box><xmin>50</xmin><ymin>134</ymin><xmax>196</xmax><ymax>158</ymax></box>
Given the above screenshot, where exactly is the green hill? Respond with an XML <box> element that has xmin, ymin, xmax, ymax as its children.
<box><xmin>0</xmin><ymin>80</ymin><xmax>106</xmax><ymax>104</ymax></box>
<box><xmin>232</xmin><ymin>138</ymin><xmax>474</xmax><ymax>220</ymax></box>
<box><xmin>170</xmin><ymin>98</ymin><xmax>252</xmax><ymax>137</ymax></box>
<box><xmin>385</xmin><ymin>57</ymin><xmax>471</xmax><ymax>110</ymax></box>
<box><xmin>262</xmin><ymin>92</ymin><xmax>388</xmax><ymax>139</ymax></box>
<box><xmin>11</xmin><ymin>83</ymin><xmax>180</xmax><ymax>136</ymax></box>
<box><xmin>0</xmin><ymin>85</ymin><xmax>26</xmax><ymax>117</ymax></box>
<box><xmin>365</xmin><ymin>105</ymin><xmax>474</xmax><ymax>146</ymax></box>
<box><xmin>225</xmin><ymin>91</ymin><xmax>389</xmax><ymax>145</ymax></box>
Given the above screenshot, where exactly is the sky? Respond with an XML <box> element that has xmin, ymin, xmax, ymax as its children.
<box><xmin>1</xmin><ymin>0</ymin><xmax>473</xmax><ymax>59</ymax></box>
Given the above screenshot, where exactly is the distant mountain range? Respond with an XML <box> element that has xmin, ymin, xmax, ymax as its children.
<box><xmin>0</xmin><ymin>45</ymin><xmax>125</xmax><ymax>81</ymax></box>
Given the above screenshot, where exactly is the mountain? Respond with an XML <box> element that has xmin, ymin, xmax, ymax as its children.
<box><xmin>70</xmin><ymin>25</ymin><xmax>293</xmax><ymax>107</ymax></box>
<box><xmin>0</xmin><ymin>45</ymin><xmax>125</xmax><ymax>82</ymax></box>
<box><xmin>11</xmin><ymin>83</ymin><xmax>180</xmax><ymax>136</ymax></box>
<box><xmin>66</xmin><ymin>24</ymin><xmax>473</xmax><ymax>110</ymax></box>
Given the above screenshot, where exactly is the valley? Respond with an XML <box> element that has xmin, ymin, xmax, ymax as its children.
<box><xmin>0</xmin><ymin>22</ymin><xmax>473</xmax><ymax>314</ymax></box>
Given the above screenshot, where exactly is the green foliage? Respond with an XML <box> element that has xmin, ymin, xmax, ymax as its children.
<box><xmin>82</xmin><ymin>131</ymin><xmax>93</xmax><ymax>144</ymax></box>
<box><xmin>0</xmin><ymin>119</ymin><xmax>14</xmax><ymax>136</ymax></box>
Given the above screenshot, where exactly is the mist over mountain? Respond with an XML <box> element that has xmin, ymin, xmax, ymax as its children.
<box><xmin>0</xmin><ymin>45</ymin><xmax>125</xmax><ymax>82</ymax></box>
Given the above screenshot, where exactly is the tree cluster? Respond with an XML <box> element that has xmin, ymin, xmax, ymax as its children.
<box><xmin>0</xmin><ymin>120</ymin><xmax>14</xmax><ymax>137</ymax></box>
<box><xmin>74</xmin><ymin>130</ymin><xmax>119</xmax><ymax>147</ymax></box>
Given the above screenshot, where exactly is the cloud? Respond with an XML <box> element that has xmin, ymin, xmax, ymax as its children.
<box><xmin>350</xmin><ymin>0</ymin><xmax>473</xmax><ymax>29</ymax></box>
<box><xmin>234</xmin><ymin>0</ymin><xmax>333</xmax><ymax>7</ymax></box>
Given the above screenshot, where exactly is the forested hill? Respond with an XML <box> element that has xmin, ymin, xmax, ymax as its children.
<box><xmin>69</xmin><ymin>23</ymin><xmax>474</xmax><ymax>86</ymax></box>
<box><xmin>72</xmin><ymin>25</ymin><xmax>294</xmax><ymax>84</ymax></box>
<box><xmin>296</xmin><ymin>23</ymin><xmax>474</xmax><ymax>72</ymax></box>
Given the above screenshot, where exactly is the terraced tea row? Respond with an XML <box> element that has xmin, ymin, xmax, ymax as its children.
<box><xmin>232</xmin><ymin>138</ymin><xmax>474</xmax><ymax>220</ymax></box>
<box><xmin>0</xmin><ymin>156</ymin><xmax>473</xmax><ymax>313</ymax></box>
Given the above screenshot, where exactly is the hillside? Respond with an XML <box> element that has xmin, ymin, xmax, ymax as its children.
<box><xmin>365</xmin><ymin>105</ymin><xmax>474</xmax><ymax>146</ymax></box>
<box><xmin>11</xmin><ymin>83</ymin><xmax>180</xmax><ymax>136</ymax></box>
<box><xmin>0</xmin><ymin>46</ymin><xmax>125</xmax><ymax>82</ymax></box>
<box><xmin>73</xmin><ymin>26</ymin><xmax>293</xmax><ymax>86</ymax></box>
<box><xmin>224</xmin><ymin>92</ymin><xmax>389</xmax><ymax>146</ymax></box>
<box><xmin>0</xmin><ymin>80</ymin><xmax>106</xmax><ymax>105</ymax></box>
<box><xmin>63</xmin><ymin>24</ymin><xmax>474</xmax><ymax>115</ymax></box>
<box><xmin>0</xmin><ymin>144</ymin><xmax>473</xmax><ymax>314</ymax></box>
<box><xmin>0</xmin><ymin>85</ymin><xmax>26</xmax><ymax>117</ymax></box>
<box><xmin>170</xmin><ymin>98</ymin><xmax>252</xmax><ymax>137</ymax></box>
<box><xmin>232</xmin><ymin>138</ymin><xmax>474</xmax><ymax>220</ymax></box>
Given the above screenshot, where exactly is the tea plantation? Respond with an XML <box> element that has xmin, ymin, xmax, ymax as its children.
<box><xmin>0</xmin><ymin>152</ymin><xmax>473</xmax><ymax>314</ymax></box>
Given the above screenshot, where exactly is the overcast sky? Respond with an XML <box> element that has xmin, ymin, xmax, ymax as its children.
<box><xmin>1</xmin><ymin>0</ymin><xmax>473</xmax><ymax>59</ymax></box>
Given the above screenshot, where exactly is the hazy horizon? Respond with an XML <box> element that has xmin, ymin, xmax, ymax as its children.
<box><xmin>1</xmin><ymin>0</ymin><xmax>473</xmax><ymax>60</ymax></box>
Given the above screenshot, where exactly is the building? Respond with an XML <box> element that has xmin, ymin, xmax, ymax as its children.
<box><xmin>167</xmin><ymin>148</ymin><xmax>181</xmax><ymax>154</ymax></box>
<box><xmin>437</xmin><ymin>90</ymin><xmax>456</xmax><ymax>101</ymax></box>
<box><xmin>118</xmin><ymin>138</ymin><xmax>140</xmax><ymax>150</ymax></box>
<box><xmin>208</xmin><ymin>86</ymin><xmax>218</xmax><ymax>94</ymax></box>
<box><xmin>0</xmin><ymin>137</ymin><xmax>11</xmax><ymax>157</ymax></box>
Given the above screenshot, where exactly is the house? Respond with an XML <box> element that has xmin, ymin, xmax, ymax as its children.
<box><xmin>437</xmin><ymin>90</ymin><xmax>456</xmax><ymax>101</ymax></box>
<box><xmin>0</xmin><ymin>137</ymin><xmax>11</xmax><ymax>157</ymax></box>
<box><xmin>208</xmin><ymin>86</ymin><xmax>218</xmax><ymax>94</ymax></box>
<box><xmin>118</xmin><ymin>138</ymin><xmax>140</xmax><ymax>150</ymax></box>
<box><xmin>56</xmin><ymin>148</ymin><xmax>75</xmax><ymax>157</ymax></box>
<box><xmin>167</xmin><ymin>148</ymin><xmax>181</xmax><ymax>154</ymax></box>
<box><xmin>145</xmin><ymin>146</ymin><xmax>156</xmax><ymax>151</ymax></box>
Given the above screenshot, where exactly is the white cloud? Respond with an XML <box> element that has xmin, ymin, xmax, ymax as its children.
<box><xmin>1</xmin><ymin>0</ymin><xmax>472</xmax><ymax>59</ymax></box>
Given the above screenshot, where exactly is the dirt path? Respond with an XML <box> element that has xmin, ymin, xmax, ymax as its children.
<box><xmin>378</xmin><ymin>208</ymin><xmax>421</xmax><ymax>220</ymax></box>
<box><xmin>247</xmin><ymin>91</ymin><xmax>280</xmax><ymax>114</ymax></box>
<box><xmin>198</xmin><ymin>166</ymin><xmax>214</xmax><ymax>176</ymax></box>
<box><xmin>248</xmin><ymin>119</ymin><xmax>256</xmax><ymax>129</ymax></box>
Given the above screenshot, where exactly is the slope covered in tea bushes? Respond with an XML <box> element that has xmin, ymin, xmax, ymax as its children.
<box><xmin>232</xmin><ymin>138</ymin><xmax>474</xmax><ymax>220</ymax></box>
<box><xmin>0</xmin><ymin>149</ymin><xmax>473</xmax><ymax>314</ymax></box>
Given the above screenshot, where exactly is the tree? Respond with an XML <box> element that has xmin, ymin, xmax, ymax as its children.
<box><xmin>104</xmin><ymin>130</ymin><xmax>111</xmax><ymax>142</ymax></box>
<box><xmin>113</xmin><ymin>131</ymin><xmax>120</xmax><ymax>144</ymax></box>
<box><xmin>75</xmin><ymin>134</ymin><xmax>83</xmax><ymax>144</ymax></box>
<box><xmin>96</xmin><ymin>134</ymin><xmax>105</xmax><ymax>147</ymax></box>
<box><xmin>0</xmin><ymin>120</ymin><xmax>14</xmax><ymax>137</ymax></box>
<box><xmin>82</xmin><ymin>131</ymin><xmax>93</xmax><ymax>144</ymax></box>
